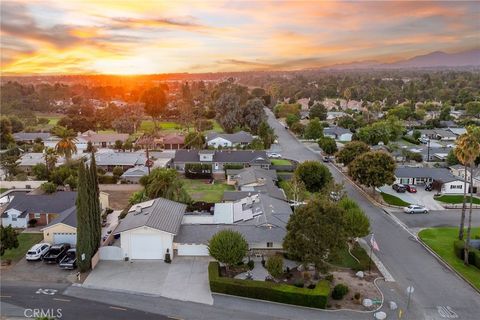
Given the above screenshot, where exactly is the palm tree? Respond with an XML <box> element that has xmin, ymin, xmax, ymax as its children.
<box><xmin>455</xmin><ymin>126</ymin><xmax>480</xmax><ymax>264</ymax></box>
<box><xmin>52</xmin><ymin>126</ymin><xmax>77</xmax><ymax>161</ymax></box>
<box><xmin>44</xmin><ymin>147</ymin><xmax>58</xmax><ymax>174</ymax></box>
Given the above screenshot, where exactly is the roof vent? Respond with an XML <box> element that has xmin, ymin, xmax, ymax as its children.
<box><xmin>133</xmin><ymin>206</ymin><xmax>142</xmax><ymax>215</ymax></box>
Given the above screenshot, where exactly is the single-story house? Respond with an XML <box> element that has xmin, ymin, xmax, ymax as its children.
<box><xmin>1</xmin><ymin>191</ymin><xmax>77</xmax><ymax>228</ymax></box>
<box><xmin>450</xmin><ymin>164</ymin><xmax>480</xmax><ymax>188</ymax></box>
<box><xmin>13</xmin><ymin>132</ymin><xmax>52</xmax><ymax>143</ymax></box>
<box><xmin>173</xmin><ymin>150</ymin><xmax>270</xmax><ymax>173</ymax></box>
<box><xmin>18</xmin><ymin>152</ymin><xmax>86</xmax><ymax>174</ymax></box>
<box><xmin>114</xmin><ymin>198</ymin><xmax>187</xmax><ymax>260</ymax></box>
<box><xmin>79</xmin><ymin>130</ymin><xmax>129</xmax><ymax>148</ymax></box>
<box><xmin>136</xmin><ymin>133</ymin><xmax>185</xmax><ymax>150</ymax></box>
<box><xmin>447</xmin><ymin>127</ymin><xmax>467</xmax><ymax>137</ymax></box>
<box><xmin>226</xmin><ymin>167</ymin><xmax>285</xmax><ymax>200</ymax></box>
<box><xmin>42</xmin><ymin>206</ymin><xmax>77</xmax><ymax>245</ymax></box>
<box><xmin>326</xmin><ymin>111</ymin><xmax>347</xmax><ymax>121</ymax></box>
<box><xmin>323</xmin><ymin>126</ymin><xmax>352</xmax><ymax>142</ymax></box>
<box><xmin>409</xmin><ymin>129</ymin><xmax>457</xmax><ymax>141</ymax></box>
<box><xmin>206</xmin><ymin>131</ymin><xmax>253</xmax><ymax>148</ymax></box>
<box><xmin>120</xmin><ymin>166</ymin><xmax>150</xmax><ymax>183</ymax></box>
<box><xmin>394</xmin><ymin>167</ymin><xmax>471</xmax><ymax>194</ymax></box>
<box><xmin>93</xmin><ymin>152</ymin><xmax>147</xmax><ymax>172</ymax></box>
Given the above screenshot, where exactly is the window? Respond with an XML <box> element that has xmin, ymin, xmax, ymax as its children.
<box><xmin>267</xmin><ymin>242</ymin><xmax>273</xmax><ymax>248</ymax></box>
<box><xmin>11</xmin><ymin>217</ymin><xmax>17</xmax><ymax>221</ymax></box>
<box><xmin>34</xmin><ymin>213</ymin><xmax>41</xmax><ymax>219</ymax></box>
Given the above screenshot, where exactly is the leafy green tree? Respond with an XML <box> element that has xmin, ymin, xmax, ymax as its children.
<box><xmin>348</xmin><ymin>151</ymin><xmax>396</xmax><ymax>193</ymax></box>
<box><xmin>243</xmin><ymin>98</ymin><xmax>266</xmax><ymax>134</ymax></box>
<box><xmin>248</xmin><ymin>138</ymin><xmax>264</xmax><ymax>150</ymax></box>
<box><xmin>258</xmin><ymin>122</ymin><xmax>276</xmax><ymax>149</ymax></box>
<box><xmin>412</xmin><ymin>130</ymin><xmax>421</xmax><ymax>140</ymax></box>
<box><xmin>0</xmin><ymin>154</ymin><xmax>20</xmax><ymax>179</ymax></box>
<box><xmin>114</xmin><ymin>140</ymin><xmax>123</xmax><ymax>151</ymax></box>
<box><xmin>294</xmin><ymin>161</ymin><xmax>332</xmax><ymax>193</ymax></box>
<box><xmin>335</xmin><ymin>141</ymin><xmax>370</xmax><ymax>166</ymax></box>
<box><xmin>0</xmin><ymin>117</ymin><xmax>15</xmax><ymax>149</ymax></box>
<box><xmin>304</xmin><ymin>118</ymin><xmax>324</xmax><ymax>140</ymax></box>
<box><xmin>338</xmin><ymin>198</ymin><xmax>370</xmax><ymax>239</ymax></box>
<box><xmin>309</xmin><ymin>103</ymin><xmax>327</xmax><ymax>120</ymax></box>
<box><xmin>283</xmin><ymin>196</ymin><xmax>347</xmax><ymax>267</ymax></box>
<box><xmin>184</xmin><ymin>132</ymin><xmax>206</xmax><ymax>149</ymax></box>
<box><xmin>76</xmin><ymin>162</ymin><xmax>92</xmax><ymax>272</ymax></box>
<box><xmin>123</xmin><ymin>141</ymin><xmax>133</xmax><ymax>151</ymax></box>
<box><xmin>336</xmin><ymin>116</ymin><xmax>359</xmax><ymax>130</ymax></box>
<box><xmin>140</xmin><ymin>168</ymin><xmax>191</xmax><ymax>204</ymax></box>
<box><xmin>208</xmin><ymin>230</ymin><xmax>248</xmax><ymax>270</ymax></box>
<box><xmin>266</xmin><ymin>255</ymin><xmax>284</xmax><ymax>278</ymax></box>
<box><xmin>446</xmin><ymin>149</ymin><xmax>460</xmax><ymax>166</ymax></box>
<box><xmin>44</xmin><ymin>147</ymin><xmax>58</xmax><ymax>175</ymax></box>
<box><xmin>286</xmin><ymin>114</ymin><xmax>300</xmax><ymax>127</ymax></box>
<box><xmin>0</xmin><ymin>225</ymin><xmax>19</xmax><ymax>256</ymax></box>
<box><xmin>290</xmin><ymin>122</ymin><xmax>305</xmax><ymax>136</ymax></box>
<box><xmin>141</xmin><ymin>87</ymin><xmax>168</xmax><ymax>130</ymax></box>
<box><xmin>318</xmin><ymin>137</ymin><xmax>338</xmax><ymax>155</ymax></box>
<box><xmin>112</xmin><ymin>166</ymin><xmax>124</xmax><ymax>177</ymax></box>
<box><xmin>41</xmin><ymin>182</ymin><xmax>57</xmax><ymax>194</ymax></box>
<box><xmin>8</xmin><ymin>116</ymin><xmax>24</xmax><ymax>133</ymax></box>
<box><xmin>32</xmin><ymin>163</ymin><xmax>48</xmax><ymax>180</ymax></box>
<box><xmin>465</xmin><ymin>101</ymin><xmax>480</xmax><ymax>118</ymax></box>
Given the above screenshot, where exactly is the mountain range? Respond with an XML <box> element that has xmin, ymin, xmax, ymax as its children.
<box><xmin>324</xmin><ymin>48</ymin><xmax>480</xmax><ymax>70</ymax></box>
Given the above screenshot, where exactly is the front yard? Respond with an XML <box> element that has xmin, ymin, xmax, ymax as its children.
<box><xmin>419</xmin><ymin>227</ymin><xmax>480</xmax><ymax>291</ymax></box>
<box><xmin>181</xmin><ymin>179</ymin><xmax>234</xmax><ymax>203</ymax></box>
<box><xmin>139</xmin><ymin>119</ymin><xmax>224</xmax><ymax>133</ymax></box>
<box><xmin>435</xmin><ymin>195</ymin><xmax>480</xmax><ymax>205</ymax></box>
<box><xmin>1</xmin><ymin>232</ymin><xmax>43</xmax><ymax>262</ymax></box>
<box><xmin>271</xmin><ymin>159</ymin><xmax>292</xmax><ymax>166</ymax></box>
<box><xmin>380</xmin><ymin>192</ymin><xmax>410</xmax><ymax>206</ymax></box>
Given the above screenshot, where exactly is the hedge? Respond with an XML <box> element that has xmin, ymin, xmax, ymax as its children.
<box><xmin>453</xmin><ymin>240</ymin><xmax>480</xmax><ymax>269</ymax></box>
<box><xmin>208</xmin><ymin>262</ymin><xmax>329</xmax><ymax>308</ymax></box>
<box><xmin>401</xmin><ymin>135</ymin><xmax>420</xmax><ymax>145</ymax></box>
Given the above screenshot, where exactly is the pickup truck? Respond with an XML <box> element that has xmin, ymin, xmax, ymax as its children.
<box><xmin>43</xmin><ymin>243</ymin><xmax>70</xmax><ymax>264</ymax></box>
<box><xmin>59</xmin><ymin>248</ymin><xmax>76</xmax><ymax>270</ymax></box>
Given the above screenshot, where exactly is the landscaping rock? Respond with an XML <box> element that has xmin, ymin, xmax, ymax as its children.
<box><xmin>362</xmin><ymin>298</ymin><xmax>373</xmax><ymax>307</ymax></box>
<box><xmin>374</xmin><ymin>311</ymin><xmax>387</xmax><ymax>320</ymax></box>
<box><xmin>355</xmin><ymin>271</ymin><xmax>364</xmax><ymax>279</ymax></box>
<box><xmin>389</xmin><ymin>301</ymin><xmax>398</xmax><ymax>310</ymax></box>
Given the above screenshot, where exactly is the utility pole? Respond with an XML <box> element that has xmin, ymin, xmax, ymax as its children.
<box><xmin>426</xmin><ymin>138</ymin><xmax>431</xmax><ymax>163</ymax></box>
<box><xmin>146</xmin><ymin>146</ymin><xmax>151</xmax><ymax>174</ymax></box>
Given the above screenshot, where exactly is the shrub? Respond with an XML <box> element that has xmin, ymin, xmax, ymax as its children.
<box><xmin>325</xmin><ymin>274</ymin><xmax>334</xmax><ymax>282</ymax></box>
<box><xmin>208</xmin><ymin>230</ymin><xmax>248</xmax><ymax>268</ymax></box>
<box><xmin>354</xmin><ymin>292</ymin><xmax>361</xmax><ymax>300</ymax></box>
<box><xmin>247</xmin><ymin>260</ymin><xmax>254</xmax><ymax>270</ymax></box>
<box><xmin>294</xmin><ymin>280</ymin><xmax>304</xmax><ymax>288</ymax></box>
<box><xmin>98</xmin><ymin>175</ymin><xmax>117</xmax><ymax>184</ymax></box>
<box><xmin>112</xmin><ymin>166</ymin><xmax>124</xmax><ymax>177</ymax></box>
<box><xmin>209</xmin><ymin>262</ymin><xmax>329</xmax><ymax>308</ymax></box>
<box><xmin>266</xmin><ymin>255</ymin><xmax>284</xmax><ymax>278</ymax></box>
<box><xmin>185</xmin><ymin>163</ymin><xmax>212</xmax><ymax>179</ymax></box>
<box><xmin>332</xmin><ymin>284</ymin><xmax>349</xmax><ymax>300</ymax></box>
<box><xmin>41</xmin><ymin>182</ymin><xmax>57</xmax><ymax>194</ymax></box>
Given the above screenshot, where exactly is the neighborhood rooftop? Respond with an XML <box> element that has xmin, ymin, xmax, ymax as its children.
<box><xmin>174</xmin><ymin>150</ymin><xmax>269</xmax><ymax>163</ymax></box>
<box><xmin>395</xmin><ymin>167</ymin><xmax>461</xmax><ymax>183</ymax></box>
<box><xmin>1</xmin><ymin>192</ymin><xmax>77</xmax><ymax>218</ymax></box>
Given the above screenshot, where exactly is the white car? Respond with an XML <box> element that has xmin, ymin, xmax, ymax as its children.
<box><xmin>268</xmin><ymin>153</ymin><xmax>282</xmax><ymax>159</ymax></box>
<box><xmin>403</xmin><ymin>204</ymin><xmax>429</xmax><ymax>214</ymax></box>
<box><xmin>26</xmin><ymin>243</ymin><xmax>51</xmax><ymax>261</ymax></box>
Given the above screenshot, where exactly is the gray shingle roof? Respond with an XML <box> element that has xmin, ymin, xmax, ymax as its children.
<box><xmin>395</xmin><ymin>167</ymin><xmax>460</xmax><ymax>183</ymax></box>
<box><xmin>2</xmin><ymin>192</ymin><xmax>77</xmax><ymax>218</ymax></box>
<box><xmin>206</xmin><ymin>131</ymin><xmax>253</xmax><ymax>144</ymax></box>
<box><xmin>44</xmin><ymin>206</ymin><xmax>77</xmax><ymax>228</ymax></box>
<box><xmin>231</xmin><ymin>167</ymin><xmax>277</xmax><ymax>186</ymax></box>
<box><xmin>13</xmin><ymin>132</ymin><xmax>51</xmax><ymax>142</ymax></box>
<box><xmin>323</xmin><ymin>126</ymin><xmax>351</xmax><ymax>137</ymax></box>
<box><xmin>222</xmin><ymin>191</ymin><xmax>259</xmax><ymax>201</ymax></box>
<box><xmin>174</xmin><ymin>150</ymin><xmax>270</xmax><ymax>164</ymax></box>
<box><xmin>94</xmin><ymin>152</ymin><xmax>146</xmax><ymax>166</ymax></box>
<box><xmin>114</xmin><ymin>197</ymin><xmax>187</xmax><ymax>234</ymax></box>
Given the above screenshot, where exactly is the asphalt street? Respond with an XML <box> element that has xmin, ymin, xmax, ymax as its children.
<box><xmin>266</xmin><ymin>108</ymin><xmax>480</xmax><ymax>320</ymax></box>
<box><xmin>390</xmin><ymin>208</ymin><xmax>480</xmax><ymax>229</ymax></box>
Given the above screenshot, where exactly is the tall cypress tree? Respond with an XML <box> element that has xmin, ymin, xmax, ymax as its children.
<box><xmin>89</xmin><ymin>153</ymin><xmax>101</xmax><ymax>251</ymax></box>
<box><xmin>76</xmin><ymin>161</ymin><xmax>92</xmax><ymax>272</ymax></box>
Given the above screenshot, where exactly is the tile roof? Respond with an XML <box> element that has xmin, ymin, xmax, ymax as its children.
<box><xmin>2</xmin><ymin>192</ymin><xmax>77</xmax><ymax>218</ymax></box>
<box><xmin>114</xmin><ymin>197</ymin><xmax>187</xmax><ymax>234</ymax></box>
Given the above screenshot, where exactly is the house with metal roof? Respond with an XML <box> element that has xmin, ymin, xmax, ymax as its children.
<box><xmin>394</xmin><ymin>167</ymin><xmax>470</xmax><ymax>194</ymax></box>
<box><xmin>173</xmin><ymin>150</ymin><xmax>270</xmax><ymax>173</ymax></box>
<box><xmin>206</xmin><ymin>131</ymin><xmax>253</xmax><ymax>148</ymax></box>
<box><xmin>225</xmin><ymin>167</ymin><xmax>285</xmax><ymax>200</ymax></box>
<box><xmin>113</xmin><ymin>198</ymin><xmax>187</xmax><ymax>260</ymax></box>
<box><xmin>1</xmin><ymin>192</ymin><xmax>77</xmax><ymax>228</ymax></box>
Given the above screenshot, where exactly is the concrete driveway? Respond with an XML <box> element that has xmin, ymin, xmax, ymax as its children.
<box><xmin>1</xmin><ymin>258</ymin><xmax>78</xmax><ymax>283</ymax></box>
<box><xmin>379</xmin><ymin>186</ymin><xmax>444</xmax><ymax>210</ymax></box>
<box><xmin>83</xmin><ymin>257</ymin><xmax>213</xmax><ymax>305</ymax></box>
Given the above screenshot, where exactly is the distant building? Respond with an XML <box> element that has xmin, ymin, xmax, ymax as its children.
<box><xmin>323</xmin><ymin>126</ymin><xmax>352</xmax><ymax>141</ymax></box>
<box><xmin>78</xmin><ymin>130</ymin><xmax>129</xmax><ymax>148</ymax></box>
<box><xmin>13</xmin><ymin>132</ymin><xmax>52</xmax><ymax>143</ymax></box>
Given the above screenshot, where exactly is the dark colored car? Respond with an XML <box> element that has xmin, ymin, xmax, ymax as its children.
<box><xmin>59</xmin><ymin>248</ymin><xmax>76</xmax><ymax>270</ymax></box>
<box><xmin>425</xmin><ymin>183</ymin><xmax>433</xmax><ymax>191</ymax></box>
<box><xmin>322</xmin><ymin>156</ymin><xmax>330</xmax><ymax>163</ymax></box>
<box><xmin>43</xmin><ymin>243</ymin><xmax>70</xmax><ymax>264</ymax></box>
<box><xmin>405</xmin><ymin>185</ymin><xmax>417</xmax><ymax>193</ymax></box>
<box><xmin>392</xmin><ymin>183</ymin><xmax>406</xmax><ymax>193</ymax></box>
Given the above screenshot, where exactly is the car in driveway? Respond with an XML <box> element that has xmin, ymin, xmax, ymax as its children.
<box><xmin>404</xmin><ymin>204</ymin><xmax>429</xmax><ymax>214</ymax></box>
<box><xmin>59</xmin><ymin>248</ymin><xmax>77</xmax><ymax>270</ymax></box>
<box><xmin>26</xmin><ymin>243</ymin><xmax>51</xmax><ymax>261</ymax></box>
<box><xmin>405</xmin><ymin>185</ymin><xmax>417</xmax><ymax>193</ymax></box>
<box><xmin>392</xmin><ymin>183</ymin><xmax>407</xmax><ymax>193</ymax></box>
<box><xmin>43</xmin><ymin>243</ymin><xmax>70</xmax><ymax>264</ymax></box>
<box><xmin>425</xmin><ymin>182</ymin><xmax>433</xmax><ymax>191</ymax></box>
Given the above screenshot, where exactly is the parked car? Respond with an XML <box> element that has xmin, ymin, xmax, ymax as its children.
<box><xmin>404</xmin><ymin>204</ymin><xmax>429</xmax><ymax>214</ymax></box>
<box><xmin>405</xmin><ymin>185</ymin><xmax>417</xmax><ymax>193</ymax></box>
<box><xmin>425</xmin><ymin>182</ymin><xmax>433</xmax><ymax>191</ymax></box>
<box><xmin>322</xmin><ymin>156</ymin><xmax>330</xmax><ymax>163</ymax></box>
<box><xmin>392</xmin><ymin>183</ymin><xmax>407</xmax><ymax>193</ymax></box>
<box><xmin>43</xmin><ymin>243</ymin><xmax>70</xmax><ymax>264</ymax></box>
<box><xmin>268</xmin><ymin>153</ymin><xmax>282</xmax><ymax>159</ymax></box>
<box><xmin>26</xmin><ymin>243</ymin><xmax>51</xmax><ymax>261</ymax></box>
<box><xmin>59</xmin><ymin>248</ymin><xmax>77</xmax><ymax>270</ymax></box>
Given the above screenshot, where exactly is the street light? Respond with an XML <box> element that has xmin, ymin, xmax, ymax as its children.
<box><xmin>405</xmin><ymin>285</ymin><xmax>415</xmax><ymax>319</ymax></box>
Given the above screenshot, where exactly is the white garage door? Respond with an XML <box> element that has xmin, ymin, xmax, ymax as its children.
<box><xmin>53</xmin><ymin>233</ymin><xmax>76</xmax><ymax>246</ymax></box>
<box><xmin>130</xmin><ymin>234</ymin><xmax>163</xmax><ymax>260</ymax></box>
<box><xmin>177</xmin><ymin>244</ymin><xmax>209</xmax><ymax>256</ymax></box>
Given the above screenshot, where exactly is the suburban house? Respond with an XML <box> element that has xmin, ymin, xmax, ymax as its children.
<box><xmin>225</xmin><ymin>167</ymin><xmax>285</xmax><ymax>200</ymax></box>
<box><xmin>447</xmin><ymin>127</ymin><xmax>467</xmax><ymax>137</ymax></box>
<box><xmin>394</xmin><ymin>167</ymin><xmax>471</xmax><ymax>194</ymax></box>
<box><xmin>13</xmin><ymin>132</ymin><xmax>52</xmax><ymax>143</ymax></box>
<box><xmin>206</xmin><ymin>131</ymin><xmax>253</xmax><ymax>148</ymax></box>
<box><xmin>173</xmin><ymin>150</ymin><xmax>271</xmax><ymax>174</ymax></box>
<box><xmin>326</xmin><ymin>111</ymin><xmax>347</xmax><ymax>121</ymax></box>
<box><xmin>19</xmin><ymin>152</ymin><xmax>86</xmax><ymax>174</ymax></box>
<box><xmin>78</xmin><ymin>130</ymin><xmax>129</xmax><ymax>148</ymax></box>
<box><xmin>120</xmin><ymin>166</ymin><xmax>150</xmax><ymax>183</ymax></box>
<box><xmin>1</xmin><ymin>191</ymin><xmax>77</xmax><ymax>228</ymax></box>
<box><xmin>114</xmin><ymin>198</ymin><xmax>187</xmax><ymax>260</ymax></box>
<box><xmin>323</xmin><ymin>126</ymin><xmax>352</xmax><ymax>142</ymax></box>
<box><xmin>93</xmin><ymin>152</ymin><xmax>147</xmax><ymax>172</ymax></box>
<box><xmin>450</xmin><ymin>164</ymin><xmax>480</xmax><ymax>189</ymax></box>
<box><xmin>409</xmin><ymin>129</ymin><xmax>457</xmax><ymax>141</ymax></box>
<box><xmin>136</xmin><ymin>133</ymin><xmax>185</xmax><ymax>150</ymax></box>
<box><xmin>175</xmin><ymin>193</ymin><xmax>293</xmax><ymax>255</ymax></box>
<box><xmin>42</xmin><ymin>206</ymin><xmax>77</xmax><ymax>245</ymax></box>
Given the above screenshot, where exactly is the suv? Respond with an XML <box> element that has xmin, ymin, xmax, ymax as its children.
<box><xmin>425</xmin><ymin>182</ymin><xmax>433</xmax><ymax>191</ymax></box>
<box><xmin>404</xmin><ymin>204</ymin><xmax>429</xmax><ymax>214</ymax></box>
<box><xmin>26</xmin><ymin>243</ymin><xmax>51</xmax><ymax>261</ymax></box>
<box><xmin>392</xmin><ymin>183</ymin><xmax>406</xmax><ymax>193</ymax></box>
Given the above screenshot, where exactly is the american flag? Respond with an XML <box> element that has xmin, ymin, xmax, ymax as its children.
<box><xmin>370</xmin><ymin>234</ymin><xmax>380</xmax><ymax>251</ymax></box>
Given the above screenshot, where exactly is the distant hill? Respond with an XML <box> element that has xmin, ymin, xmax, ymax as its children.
<box><xmin>324</xmin><ymin>48</ymin><xmax>480</xmax><ymax>70</ymax></box>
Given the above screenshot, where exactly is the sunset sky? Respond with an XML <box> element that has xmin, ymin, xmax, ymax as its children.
<box><xmin>1</xmin><ymin>0</ymin><xmax>478</xmax><ymax>75</ymax></box>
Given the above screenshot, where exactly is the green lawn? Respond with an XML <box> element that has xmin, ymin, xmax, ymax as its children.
<box><xmin>181</xmin><ymin>178</ymin><xmax>234</xmax><ymax>203</ymax></box>
<box><xmin>0</xmin><ymin>188</ymin><xmax>8</xmax><ymax>194</ymax></box>
<box><xmin>140</xmin><ymin>119</ymin><xmax>224</xmax><ymax>134</ymax></box>
<box><xmin>0</xmin><ymin>233</ymin><xmax>44</xmax><ymax>262</ymax></box>
<box><xmin>271</xmin><ymin>159</ymin><xmax>291</xmax><ymax>166</ymax></box>
<box><xmin>380</xmin><ymin>192</ymin><xmax>410</xmax><ymax>206</ymax></box>
<box><xmin>328</xmin><ymin>243</ymin><xmax>372</xmax><ymax>271</ymax></box>
<box><xmin>435</xmin><ymin>195</ymin><xmax>480</xmax><ymax>205</ymax></box>
<box><xmin>419</xmin><ymin>227</ymin><xmax>480</xmax><ymax>291</ymax></box>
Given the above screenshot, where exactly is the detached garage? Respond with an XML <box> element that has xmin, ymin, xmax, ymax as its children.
<box><xmin>42</xmin><ymin>206</ymin><xmax>77</xmax><ymax>246</ymax></box>
<box><xmin>114</xmin><ymin>198</ymin><xmax>187</xmax><ymax>260</ymax></box>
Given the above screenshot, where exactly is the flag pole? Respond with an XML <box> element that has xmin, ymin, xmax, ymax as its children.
<box><xmin>368</xmin><ymin>241</ymin><xmax>372</xmax><ymax>273</ymax></box>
